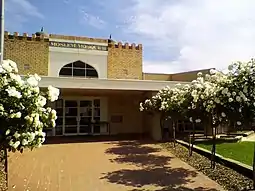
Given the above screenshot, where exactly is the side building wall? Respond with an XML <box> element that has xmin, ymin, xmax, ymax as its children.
<box><xmin>143</xmin><ymin>69</ymin><xmax>213</xmax><ymax>82</ymax></box>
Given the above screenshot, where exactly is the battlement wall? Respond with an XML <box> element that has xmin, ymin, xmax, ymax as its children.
<box><xmin>4</xmin><ymin>31</ymin><xmax>49</xmax><ymax>76</ymax></box>
<box><xmin>109</xmin><ymin>42</ymin><xmax>142</xmax><ymax>50</ymax></box>
<box><xmin>49</xmin><ymin>34</ymin><xmax>108</xmax><ymax>44</ymax></box>
<box><xmin>4</xmin><ymin>31</ymin><xmax>49</xmax><ymax>42</ymax></box>
<box><xmin>4</xmin><ymin>31</ymin><xmax>143</xmax><ymax>80</ymax></box>
<box><xmin>107</xmin><ymin>42</ymin><xmax>143</xmax><ymax>80</ymax></box>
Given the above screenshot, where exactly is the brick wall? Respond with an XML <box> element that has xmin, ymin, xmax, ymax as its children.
<box><xmin>143</xmin><ymin>73</ymin><xmax>172</xmax><ymax>81</ymax></box>
<box><xmin>107</xmin><ymin>42</ymin><xmax>143</xmax><ymax>80</ymax></box>
<box><xmin>171</xmin><ymin>69</ymin><xmax>212</xmax><ymax>82</ymax></box>
<box><xmin>108</xmin><ymin>94</ymin><xmax>144</xmax><ymax>134</ymax></box>
<box><xmin>4</xmin><ymin>32</ymin><xmax>49</xmax><ymax>76</ymax></box>
<box><xmin>143</xmin><ymin>69</ymin><xmax>213</xmax><ymax>82</ymax></box>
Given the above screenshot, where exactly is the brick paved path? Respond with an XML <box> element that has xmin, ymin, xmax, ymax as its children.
<box><xmin>8</xmin><ymin>140</ymin><xmax>225</xmax><ymax>191</ymax></box>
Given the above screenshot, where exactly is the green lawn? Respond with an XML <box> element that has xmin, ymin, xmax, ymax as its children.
<box><xmin>196</xmin><ymin>141</ymin><xmax>254</xmax><ymax>166</ymax></box>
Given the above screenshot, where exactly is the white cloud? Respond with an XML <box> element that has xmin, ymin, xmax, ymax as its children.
<box><xmin>120</xmin><ymin>0</ymin><xmax>255</xmax><ymax>73</ymax></box>
<box><xmin>5</xmin><ymin>0</ymin><xmax>43</xmax><ymax>31</ymax></box>
<box><xmin>79</xmin><ymin>7</ymin><xmax>106</xmax><ymax>29</ymax></box>
<box><xmin>143</xmin><ymin>61</ymin><xmax>181</xmax><ymax>74</ymax></box>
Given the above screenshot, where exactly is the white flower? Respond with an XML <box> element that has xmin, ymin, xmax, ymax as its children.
<box><xmin>195</xmin><ymin>119</ymin><xmax>201</xmax><ymax>123</ymax></box>
<box><xmin>6</xmin><ymin>87</ymin><xmax>22</xmax><ymax>98</ymax></box>
<box><xmin>25</xmin><ymin>115</ymin><xmax>33</xmax><ymax>124</ymax></box>
<box><xmin>10</xmin><ymin>73</ymin><xmax>23</xmax><ymax>85</ymax></box>
<box><xmin>51</xmin><ymin>109</ymin><xmax>57</xmax><ymax>120</ymax></box>
<box><xmin>236</xmin><ymin>96</ymin><xmax>241</xmax><ymax>102</ymax></box>
<box><xmin>189</xmin><ymin>117</ymin><xmax>193</xmax><ymax>122</ymax></box>
<box><xmin>0</xmin><ymin>65</ymin><xmax>4</xmax><ymax>73</ymax></box>
<box><xmin>243</xmin><ymin>87</ymin><xmax>248</xmax><ymax>94</ymax></box>
<box><xmin>2</xmin><ymin>60</ymin><xmax>13</xmax><ymax>72</ymax></box>
<box><xmin>237</xmin><ymin>121</ymin><xmax>242</xmax><ymax>126</ymax></box>
<box><xmin>210</xmin><ymin>69</ymin><xmax>216</xmax><ymax>75</ymax></box>
<box><xmin>221</xmin><ymin>112</ymin><xmax>226</xmax><ymax>117</ymax></box>
<box><xmin>22</xmin><ymin>139</ymin><xmax>28</xmax><ymax>146</ymax></box>
<box><xmin>221</xmin><ymin>88</ymin><xmax>228</xmax><ymax>94</ymax></box>
<box><xmin>34</xmin><ymin>73</ymin><xmax>41</xmax><ymax>81</ymax></box>
<box><xmin>37</xmin><ymin>96</ymin><xmax>47</xmax><ymax>107</ymax></box>
<box><xmin>9</xmin><ymin>112</ymin><xmax>22</xmax><ymax>118</ymax></box>
<box><xmin>48</xmin><ymin>85</ymin><xmax>60</xmax><ymax>102</ymax></box>
<box><xmin>13</xmin><ymin>132</ymin><xmax>20</xmax><ymax>139</ymax></box>
<box><xmin>7</xmin><ymin>60</ymin><xmax>18</xmax><ymax>73</ymax></box>
<box><xmin>5</xmin><ymin>129</ymin><xmax>10</xmax><ymax>135</ymax></box>
<box><xmin>31</xmin><ymin>87</ymin><xmax>40</xmax><ymax>93</ymax></box>
<box><xmin>197</xmin><ymin>72</ymin><xmax>203</xmax><ymax>77</ymax></box>
<box><xmin>28</xmin><ymin>132</ymin><xmax>36</xmax><ymax>142</ymax></box>
<box><xmin>26</xmin><ymin>75</ymin><xmax>39</xmax><ymax>86</ymax></box>
<box><xmin>13</xmin><ymin>141</ymin><xmax>20</xmax><ymax>149</ymax></box>
<box><xmin>51</xmin><ymin>119</ymin><xmax>56</xmax><ymax>128</ymax></box>
<box><xmin>228</xmin><ymin>98</ymin><xmax>233</xmax><ymax>102</ymax></box>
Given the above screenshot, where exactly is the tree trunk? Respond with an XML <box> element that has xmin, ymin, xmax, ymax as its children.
<box><xmin>189</xmin><ymin>131</ymin><xmax>192</xmax><ymax>156</ymax></box>
<box><xmin>173</xmin><ymin>121</ymin><xmax>176</xmax><ymax>147</ymax></box>
<box><xmin>253</xmin><ymin>142</ymin><xmax>255</xmax><ymax>189</ymax></box>
<box><xmin>211</xmin><ymin>126</ymin><xmax>216</xmax><ymax>169</ymax></box>
<box><xmin>160</xmin><ymin>113</ymin><xmax>165</xmax><ymax>140</ymax></box>
<box><xmin>0</xmin><ymin>145</ymin><xmax>8</xmax><ymax>189</ymax></box>
<box><xmin>4</xmin><ymin>148</ymin><xmax>7</xmax><ymax>187</ymax></box>
<box><xmin>190</xmin><ymin>123</ymin><xmax>195</xmax><ymax>157</ymax></box>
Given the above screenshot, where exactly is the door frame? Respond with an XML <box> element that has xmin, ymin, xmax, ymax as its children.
<box><xmin>62</xmin><ymin>96</ymin><xmax>102</xmax><ymax>136</ymax></box>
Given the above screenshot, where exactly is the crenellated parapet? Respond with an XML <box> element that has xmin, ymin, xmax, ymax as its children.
<box><xmin>49</xmin><ymin>34</ymin><xmax>108</xmax><ymax>44</ymax></box>
<box><xmin>108</xmin><ymin>41</ymin><xmax>142</xmax><ymax>50</ymax></box>
<box><xmin>4</xmin><ymin>31</ymin><xmax>49</xmax><ymax>42</ymax></box>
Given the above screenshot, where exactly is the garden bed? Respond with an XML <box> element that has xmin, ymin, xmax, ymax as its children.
<box><xmin>0</xmin><ymin>151</ymin><xmax>7</xmax><ymax>191</ymax></box>
<box><xmin>161</xmin><ymin>142</ymin><xmax>253</xmax><ymax>191</ymax></box>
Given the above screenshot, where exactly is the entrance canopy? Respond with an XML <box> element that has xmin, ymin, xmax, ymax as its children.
<box><xmin>39</xmin><ymin>76</ymin><xmax>189</xmax><ymax>91</ymax></box>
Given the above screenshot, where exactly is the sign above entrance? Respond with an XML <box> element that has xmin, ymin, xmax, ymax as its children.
<box><xmin>49</xmin><ymin>41</ymin><xmax>108</xmax><ymax>51</ymax></box>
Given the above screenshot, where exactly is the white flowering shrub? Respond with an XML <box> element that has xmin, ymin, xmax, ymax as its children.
<box><xmin>0</xmin><ymin>60</ymin><xmax>59</xmax><ymax>153</ymax></box>
<box><xmin>140</xmin><ymin>59</ymin><xmax>255</xmax><ymax>130</ymax></box>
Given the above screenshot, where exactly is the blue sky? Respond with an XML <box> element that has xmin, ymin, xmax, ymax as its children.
<box><xmin>5</xmin><ymin>0</ymin><xmax>255</xmax><ymax>73</ymax></box>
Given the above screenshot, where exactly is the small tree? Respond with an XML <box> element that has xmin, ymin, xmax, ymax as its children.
<box><xmin>140</xmin><ymin>59</ymin><xmax>255</xmax><ymax>174</ymax></box>
<box><xmin>0</xmin><ymin>60</ymin><xmax>59</xmax><ymax>184</ymax></box>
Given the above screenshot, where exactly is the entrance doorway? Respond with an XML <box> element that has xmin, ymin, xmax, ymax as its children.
<box><xmin>54</xmin><ymin>98</ymin><xmax>104</xmax><ymax>136</ymax></box>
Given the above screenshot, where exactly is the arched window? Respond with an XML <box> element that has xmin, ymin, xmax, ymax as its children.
<box><xmin>59</xmin><ymin>61</ymin><xmax>98</xmax><ymax>78</ymax></box>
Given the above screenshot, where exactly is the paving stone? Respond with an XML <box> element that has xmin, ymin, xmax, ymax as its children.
<box><xmin>8</xmin><ymin>140</ymin><xmax>225</xmax><ymax>191</ymax></box>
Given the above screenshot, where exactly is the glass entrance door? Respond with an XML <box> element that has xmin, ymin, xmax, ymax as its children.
<box><xmin>64</xmin><ymin>100</ymin><xmax>78</xmax><ymax>135</ymax></box>
<box><xmin>63</xmin><ymin>99</ymin><xmax>101</xmax><ymax>135</ymax></box>
<box><xmin>79</xmin><ymin>100</ymin><xmax>93</xmax><ymax>134</ymax></box>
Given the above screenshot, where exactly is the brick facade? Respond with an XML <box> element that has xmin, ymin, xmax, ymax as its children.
<box><xmin>3</xmin><ymin>32</ymin><xmax>49</xmax><ymax>76</ymax></box>
<box><xmin>3</xmin><ymin>32</ymin><xmax>143</xmax><ymax>80</ymax></box>
<box><xmin>143</xmin><ymin>73</ymin><xmax>171</xmax><ymax>81</ymax></box>
<box><xmin>107</xmin><ymin>42</ymin><xmax>143</xmax><ymax>80</ymax></box>
<box><xmin>3</xmin><ymin>31</ymin><xmax>209</xmax><ymax>81</ymax></box>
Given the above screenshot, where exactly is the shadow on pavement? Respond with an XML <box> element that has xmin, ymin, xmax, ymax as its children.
<box><xmin>102</xmin><ymin>140</ymin><xmax>222</xmax><ymax>191</ymax></box>
<box><xmin>44</xmin><ymin>134</ymin><xmax>151</xmax><ymax>145</ymax></box>
<box><xmin>101</xmin><ymin>167</ymin><xmax>197</xmax><ymax>188</ymax></box>
<box><xmin>129</xmin><ymin>186</ymin><xmax>220</xmax><ymax>191</ymax></box>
